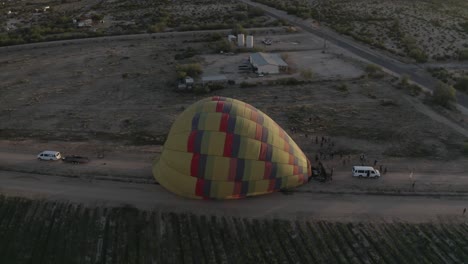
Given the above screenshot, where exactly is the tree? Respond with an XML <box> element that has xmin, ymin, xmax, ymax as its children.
<box><xmin>432</xmin><ymin>82</ymin><xmax>456</xmax><ymax>108</ymax></box>
<box><xmin>232</xmin><ymin>24</ymin><xmax>246</xmax><ymax>35</ymax></box>
<box><xmin>176</xmin><ymin>64</ymin><xmax>203</xmax><ymax>78</ymax></box>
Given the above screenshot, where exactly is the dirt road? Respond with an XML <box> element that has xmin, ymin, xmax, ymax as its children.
<box><xmin>1</xmin><ymin>170</ymin><xmax>467</xmax><ymax>222</ymax></box>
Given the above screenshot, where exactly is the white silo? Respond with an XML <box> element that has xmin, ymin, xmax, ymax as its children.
<box><xmin>237</xmin><ymin>34</ymin><xmax>245</xmax><ymax>47</ymax></box>
<box><xmin>246</xmin><ymin>35</ymin><xmax>254</xmax><ymax>48</ymax></box>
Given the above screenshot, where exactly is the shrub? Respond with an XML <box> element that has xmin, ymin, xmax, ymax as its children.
<box><xmin>432</xmin><ymin>83</ymin><xmax>456</xmax><ymax>108</ymax></box>
<box><xmin>240</xmin><ymin>82</ymin><xmax>257</xmax><ymax>88</ymax></box>
<box><xmin>460</xmin><ymin>22</ymin><xmax>468</xmax><ymax>33</ymax></box>
<box><xmin>176</xmin><ymin>63</ymin><xmax>203</xmax><ymax>78</ymax></box>
<box><xmin>215</xmin><ymin>39</ymin><xmax>233</xmax><ymax>53</ymax></box>
<box><xmin>232</xmin><ymin>24</ymin><xmax>246</xmax><ymax>35</ymax></box>
<box><xmin>463</xmin><ymin>141</ymin><xmax>468</xmax><ymax>156</ymax></box>
<box><xmin>193</xmin><ymin>85</ymin><xmax>210</xmax><ymax>94</ymax></box>
<box><xmin>458</xmin><ymin>49</ymin><xmax>468</xmax><ymax>61</ymax></box>
<box><xmin>400</xmin><ymin>75</ymin><xmax>410</xmax><ymax>87</ymax></box>
<box><xmin>300</xmin><ymin>69</ymin><xmax>314</xmax><ymax>79</ymax></box>
<box><xmin>148</xmin><ymin>22</ymin><xmax>166</xmax><ymax>33</ymax></box>
<box><xmin>408</xmin><ymin>84</ymin><xmax>422</xmax><ymax>96</ymax></box>
<box><xmin>365</xmin><ymin>64</ymin><xmax>384</xmax><ymax>78</ymax></box>
<box><xmin>408</xmin><ymin>48</ymin><xmax>428</xmax><ymax>63</ymax></box>
<box><xmin>454</xmin><ymin>77</ymin><xmax>468</xmax><ymax>92</ymax></box>
<box><xmin>336</xmin><ymin>83</ymin><xmax>348</xmax><ymax>92</ymax></box>
<box><xmin>206</xmin><ymin>83</ymin><xmax>225</xmax><ymax>91</ymax></box>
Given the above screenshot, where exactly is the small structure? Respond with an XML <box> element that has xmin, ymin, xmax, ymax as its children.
<box><xmin>202</xmin><ymin>75</ymin><xmax>227</xmax><ymax>86</ymax></box>
<box><xmin>227</xmin><ymin>35</ymin><xmax>237</xmax><ymax>42</ymax></box>
<box><xmin>246</xmin><ymin>35</ymin><xmax>254</xmax><ymax>48</ymax></box>
<box><xmin>177</xmin><ymin>76</ymin><xmax>194</xmax><ymax>91</ymax></box>
<box><xmin>249</xmin><ymin>52</ymin><xmax>288</xmax><ymax>74</ymax></box>
<box><xmin>77</xmin><ymin>19</ymin><xmax>93</xmax><ymax>28</ymax></box>
<box><xmin>237</xmin><ymin>34</ymin><xmax>245</xmax><ymax>47</ymax></box>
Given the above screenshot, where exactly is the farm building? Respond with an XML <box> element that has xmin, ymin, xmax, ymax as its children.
<box><xmin>249</xmin><ymin>52</ymin><xmax>288</xmax><ymax>74</ymax></box>
<box><xmin>201</xmin><ymin>75</ymin><xmax>227</xmax><ymax>86</ymax></box>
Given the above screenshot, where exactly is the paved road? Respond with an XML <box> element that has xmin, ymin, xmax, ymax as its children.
<box><xmin>1</xmin><ymin>170</ymin><xmax>467</xmax><ymax>221</ymax></box>
<box><xmin>240</xmin><ymin>0</ymin><xmax>468</xmax><ymax>110</ymax></box>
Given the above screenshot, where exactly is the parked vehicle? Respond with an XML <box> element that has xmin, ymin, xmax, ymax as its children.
<box><xmin>62</xmin><ymin>155</ymin><xmax>90</xmax><ymax>164</ymax></box>
<box><xmin>352</xmin><ymin>166</ymin><xmax>380</xmax><ymax>178</ymax></box>
<box><xmin>37</xmin><ymin>151</ymin><xmax>62</xmax><ymax>161</ymax></box>
<box><xmin>262</xmin><ymin>38</ymin><xmax>272</xmax><ymax>45</ymax></box>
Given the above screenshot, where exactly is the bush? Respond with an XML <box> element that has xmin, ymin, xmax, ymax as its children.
<box><xmin>176</xmin><ymin>63</ymin><xmax>203</xmax><ymax>78</ymax></box>
<box><xmin>408</xmin><ymin>48</ymin><xmax>428</xmax><ymax>63</ymax></box>
<box><xmin>454</xmin><ymin>77</ymin><xmax>468</xmax><ymax>92</ymax></box>
<box><xmin>215</xmin><ymin>39</ymin><xmax>233</xmax><ymax>53</ymax></box>
<box><xmin>232</xmin><ymin>24</ymin><xmax>246</xmax><ymax>35</ymax></box>
<box><xmin>174</xmin><ymin>47</ymin><xmax>198</xmax><ymax>60</ymax></box>
<box><xmin>240</xmin><ymin>82</ymin><xmax>257</xmax><ymax>88</ymax></box>
<box><xmin>432</xmin><ymin>83</ymin><xmax>456</xmax><ymax>108</ymax></box>
<box><xmin>365</xmin><ymin>64</ymin><xmax>384</xmax><ymax>78</ymax></box>
<box><xmin>408</xmin><ymin>84</ymin><xmax>422</xmax><ymax>96</ymax></box>
<box><xmin>300</xmin><ymin>69</ymin><xmax>314</xmax><ymax>79</ymax></box>
<box><xmin>458</xmin><ymin>49</ymin><xmax>468</xmax><ymax>61</ymax></box>
<box><xmin>463</xmin><ymin>141</ymin><xmax>468</xmax><ymax>156</ymax></box>
<box><xmin>193</xmin><ymin>85</ymin><xmax>210</xmax><ymax>94</ymax></box>
<box><xmin>400</xmin><ymin>75</ymin><xmax>410</xmax><ymax>87</ymax></box>
<box><xmin>206</xmin><ymin>83</ymin><xmax>225</xmax><ymax>91</ymax></box>
<box><xmin>336</xmin><ymin>83</ymin><xmax>348</xmax><ymax>92</ymax></box>
<box><xmin>148</xmin><ymin>22</ymin><xmax>166</xmax><ymax>33</ymax></box>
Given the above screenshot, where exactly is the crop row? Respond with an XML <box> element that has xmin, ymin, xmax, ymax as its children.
<box><xmin>0</xmin><ymin>196</ymin><xmax>467</xmax><ymax>263</ymax></box>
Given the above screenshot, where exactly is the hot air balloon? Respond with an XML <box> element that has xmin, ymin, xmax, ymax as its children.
<box><xmin>153</xmin><ymin>96</ymin><xmax>311</xmax><ymax>199</ymax></box>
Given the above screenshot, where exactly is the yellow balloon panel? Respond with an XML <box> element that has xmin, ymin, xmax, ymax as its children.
<box><xmin>153</xmin><ymin>96</ymin><xmax>311</xmax><ymax>199</ymax></box>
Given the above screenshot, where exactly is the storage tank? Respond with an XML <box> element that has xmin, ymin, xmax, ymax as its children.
<box><xmin>246</xmin><ymin>35</ymin><xmax>254</xmax><ymax>48</ymax></box>
<box><xmin>237</xmin><ymin>34</ymin><xmax>245</xmax><ymax>47</ymax></box>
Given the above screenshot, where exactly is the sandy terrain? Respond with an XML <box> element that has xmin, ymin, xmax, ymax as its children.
<box><xmin>1</xmin><ymin>170</ymin><xmax>468</xmax><ymax>222</ymax></box>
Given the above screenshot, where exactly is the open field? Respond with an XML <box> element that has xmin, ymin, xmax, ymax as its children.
<box><xmin>0</xmin><ymin>0</ymin><xmax>279</xmax><ymax>45</ymax></box>
<box><xmin>0</xmin><ymin>32</ymin><xmax>466</xmax><ymax>161</ymax></box>
<box><xmin>0</xmin><ymin>196</ymin><xmax>468</xmax><ymax>263</ymax></box>
<box><xmin>253</xmin><ymin>0</ymin><xmax>468</xmax><ymax>62</ymax></box>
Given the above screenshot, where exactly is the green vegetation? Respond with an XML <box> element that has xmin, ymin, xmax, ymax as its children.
<box><xmin>1</xmin><ymin>197</ymin><xmax>468</xmax><ymax>263</ymax></box>
<box><xmin>300</xmin><ymin>69</ymin><xmax>314</xmax><ymax>79</ymax></box>
<box><xmin>463</xmin><ymin>140</ymin><xmax>468</xmax><ymax>156</ymax></box>
<box><xmin>459</xmin><ymin>21</ymin><xmax>468</xmax><ymax>33</ymax></box>
<box><xmin>365</xmin><ymin>64</ymin><xmax>384</xmax><ymax>78</ymax></box>
<box><xmin>454</xmin><ymin>76</ymin><xmax>468</xmax><ymax>92</ymax></box>
<box><xmin>399</xmin><ymin>75</ymin><xmax>410</xmax><ymax>87</ymax></box>
<box><xmin>432</xmin><ymin>82</ymin><xmax>457</xmax><ymax>108</ymax></box>
<box><xmin>458</xmin><ymin>49</ymin><xmax>468</xmax><ymax>60</ymax></box>
<box><xmin>174</xmin><ymin>47</ymin><xmax>198</xmax><ymax>60</ymax></box>
<box><xmin>240</xmin><ymin>81</ymin><xmax>257</xmax><ymax>88</ymax></box>
<box><xmin>176</xmin><ymin>63</ymin><xmax>203</xmax><ymax>78</ymax></box>
<box><xmin>427</xmin><ymin>67</ymin><xmax>454</xmax><ymax>84</ymax></box>
<box><xmin>402</xmin><ymin>35</ymin><xmax>428</xmax><ymax>62</ymax></box>
<box><xmin>336</xmin><ymin>83</ymin><xmax>349</xmax><ymax>92</ymax></box>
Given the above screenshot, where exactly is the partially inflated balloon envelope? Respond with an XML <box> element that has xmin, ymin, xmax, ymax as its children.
<box><xmin>153</xmin><ymin>96</ymin><xmax>311</xmax><ymax>199</ymax></box>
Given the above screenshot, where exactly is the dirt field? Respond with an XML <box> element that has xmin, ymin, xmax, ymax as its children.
<box><xmin>0</xmin><ymin>32</ymin><xmax>466</xmax><ymax>161</ymax></box>
<box><xmin>0</xmin><ymin>196</ymin><xmax>468</xmax><ymax>263</ymax></box>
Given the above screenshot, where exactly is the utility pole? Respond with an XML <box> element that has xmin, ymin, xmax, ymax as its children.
<box><xmin>310</xmin><ymin>0</ymin><xmax>327</xmax><ymax>51</ymax></box>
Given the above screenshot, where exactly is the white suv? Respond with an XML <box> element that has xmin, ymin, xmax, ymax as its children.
<box><xmin>37</xmin><ymin>151</ymin><xmax>62</xmax><ymax>161</ymax></box>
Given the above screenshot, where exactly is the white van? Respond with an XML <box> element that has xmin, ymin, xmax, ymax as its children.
<box><xmin>37</xmin><ymin>151</ymin><xmax>62</xmax><ymax>161</ymax></box>
<box><xmin>352</xmin><ymin>166</ymin><xmax>380</xmax><ymax>178</ymax></box>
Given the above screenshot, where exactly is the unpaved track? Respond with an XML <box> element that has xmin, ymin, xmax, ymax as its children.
<box><xmin>1</xmin><ymin>170</ymin><xmax>467</xmax><ymax>222</ymax></box>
